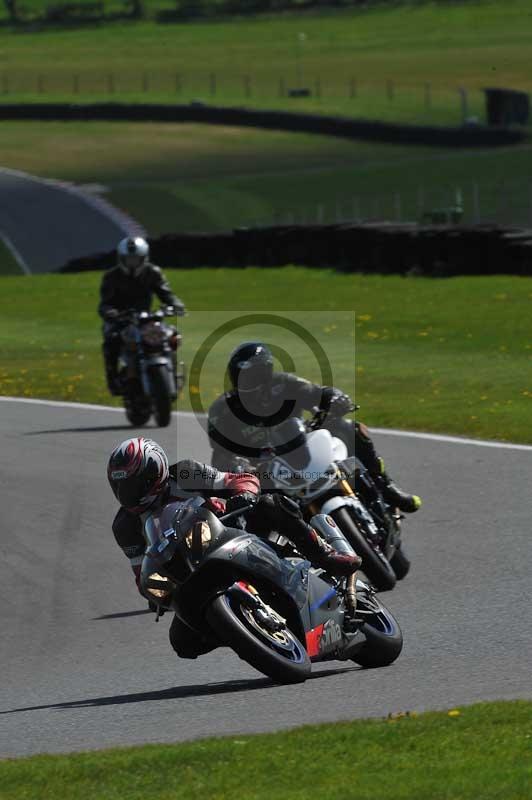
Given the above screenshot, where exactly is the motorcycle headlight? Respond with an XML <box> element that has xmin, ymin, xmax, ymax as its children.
<box><xmin>145</xmin><ymin>572</ymin><xmax>172</xmax><ymax>600</ymax></box>
<box><xmin>142</xmin><ymin>322</ymin><xmax>166</xmax><ymax>347</ymax></box>
<box><xmin>185</xmin><ymin>521</ymin><xmax>212</xmax><ymax>554</ymax></box>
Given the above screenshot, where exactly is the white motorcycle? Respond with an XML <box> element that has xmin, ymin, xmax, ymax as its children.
<box><xmin>251</xmin><ymin>411</ymin><xmax>410</xmax><ymax>592</ymax></box>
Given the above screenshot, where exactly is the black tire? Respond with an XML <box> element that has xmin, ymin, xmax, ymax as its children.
<box><xmin>390</xmin><ymin>543</ymin><xmax>411</xmax><ymax>581</ymax></box>
<box><xmin>124</xmin><ymin>394</ymin><xmax>151</xmax><ymax>427</ymax></box>
<box><xmin>331</xmin><ymin>508</ymin><xmax>397</xmax><ymax>592</ymax></box>
<box><xmin>351</xmin><ymin>593</ymin><xmax>403</xmax><ymax>668</ymax></box>
<box><xmin>206</xmin><ymin>593</ymin><xmax>311</xmax><ymax>684</ymax></box>
<box><xmin>150</xmin><ymin>365</ymin><xmax>173</xmax><ymax>428</ymax></box>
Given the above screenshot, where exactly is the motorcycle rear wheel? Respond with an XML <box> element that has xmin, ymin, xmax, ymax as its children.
<box><xmin>331</xmin><ymin>508</ymin><xmax>397</xmax><ymax>592</ymax></box>
<box><xmin>206</xmin><ymin>593</ymin><xmax>310</xmax><ymax>684</ymax></box>
<box><xmin>390</xmin><ymin>542</ymin><xmax>411</xmax><ymax>580</ymax></box>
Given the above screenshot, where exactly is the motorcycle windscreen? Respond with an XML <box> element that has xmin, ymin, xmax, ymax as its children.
<box><xmin>270</xmin><ymin>418</ymin><xmax>310</xmax><ymax>471</ymax></box>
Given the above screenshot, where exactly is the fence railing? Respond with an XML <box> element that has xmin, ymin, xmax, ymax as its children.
<box><xmin>233</xmin><ymin>182</ymin><xmax>532</xmax><ymax>232</ymax></box>
<box><xmin>0</xmin><ymin>70</ymin><xmax>492</xmax><ymax>126</ymax></box>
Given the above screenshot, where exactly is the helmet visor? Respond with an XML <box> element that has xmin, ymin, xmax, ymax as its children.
<box><xmin>237</xmin><ymin>362</ymin><xmax>273</xmax><ymax>394</ymax></box>
<box><xmin>110</xmin><ymin>470</ymin><xmax>156</xmax><ymax>510</ymax></box>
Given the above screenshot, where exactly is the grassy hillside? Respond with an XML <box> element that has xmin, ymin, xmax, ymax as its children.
<box><xmin>1</xmin><ymin>268</ymin><xmax>530</xmax><ymax>443</ymax></box>
<box><xmin>0</xmin><ymin>1</ymin><xmax>531</xmax><ymax>126</ymax></box>
<box><xmin>1</xmin><ymin>701</ymin><xmax>530</xmax><ymax>799</ymax></box>
<box><xmin>0</xmin><ymin>120</ymin><xmax>530</xmax><ymax>242</ymax></box>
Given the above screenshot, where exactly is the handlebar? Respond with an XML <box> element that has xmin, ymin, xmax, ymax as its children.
<box><xmin>219</xmin><ymin>504</ymin><xmax>256</xmax><ymax>524</ymax></box>
<box><xmin>109</xmin><ymin>307</ymin><xmax>181</xmax><ymax>324</ymax></box>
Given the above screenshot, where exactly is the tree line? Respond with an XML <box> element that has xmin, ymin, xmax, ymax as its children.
<box><xmin>1</xmin><ymin>1</ymin><xmax>476</xmax><ymax>26</ymax></box>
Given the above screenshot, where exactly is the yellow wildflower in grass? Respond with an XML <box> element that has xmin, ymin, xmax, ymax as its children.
<box><xmin>448</xmin><ymin>709</ymin><xmax>461</xmax><ymax>717</ymax></box>
<box><xmin>357</xmin><ymin>314</ymin><xmax>372</xmax><ymax>322</ymax></box>
<box><xmin>366</xmin><ymin>331</ymin><xmax>380</xmax><ymax>340</ymax></box>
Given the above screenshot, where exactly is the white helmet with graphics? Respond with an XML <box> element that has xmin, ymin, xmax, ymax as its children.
<box><xmin>117</xmin><ymin>237</ymin><xmax>149</xmax><ymax>277</ymax></box>
<box><xmin>107</xmin><ymin>437</ymin><xmax>169</xmax><ymax>513</ymax></box>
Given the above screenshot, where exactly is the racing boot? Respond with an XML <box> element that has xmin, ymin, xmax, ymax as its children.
<box><xmin>303</xmin><ymin>526</ymin><xmax>362</xmax><ymax>577</ymax></box>
<box><xmin>270</xmin><ymin>494</ymin><xmax>361</xmax><ymax>577</ymax></box>
<box><xmin>375</xmin><ymin>458</ymin><xmax>422</xmax><ymax>514</ymax></box>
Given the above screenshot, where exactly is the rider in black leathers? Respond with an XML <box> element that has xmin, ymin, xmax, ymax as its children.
<box><xmin>98</xmin><ymin>237</ymin><xmax>185</xmax><ymax>395</ymax></box>
<box><xmin>208</xmin><ymin>341</ymin><xmax>421</xmax><ymax>514</ymax></box>
<box><xmin>108</xmin><ymin>437</ymin><xmax>361</xmax><ymax>660</ymax></box>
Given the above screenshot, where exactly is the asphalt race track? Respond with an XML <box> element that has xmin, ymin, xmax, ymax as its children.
<box><xmin>1</xmin><ymin>397</ymin><xmax>531</xmax><ymax>757</ymax></box>
<box><xmin>0</xmin><ymin>170</ymin><xmax>141</xmax><ymax>274</ymax></box>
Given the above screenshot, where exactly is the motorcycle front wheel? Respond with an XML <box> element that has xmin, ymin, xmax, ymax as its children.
<box><xmin>350</xmin><ymin>589</ymin><xmax>403</xmax><ymax>668</ymax></box>
<box><xmin>206</xmin><ymin>593</ymin><xmax>311</xmax><ymax>684</ymax></box>
<box><xmin>150</xmin><ymin>365</ymin><xmax>173</xmax><ymax>427</ymax></box>
<box><xmin>124</xmin><ymin>393</ymin><xmax>151</xmax><ymax>427</ymax></box>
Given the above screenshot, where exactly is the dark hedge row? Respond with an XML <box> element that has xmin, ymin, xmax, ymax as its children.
<box><xmin>61</xmin><ymin>222</ymin><xmax>532</xmax><ymax>277</ymax></box>
<box><xmin>0</xmin><ymin>103</ymin><xmax>525</xmax><ymax>147</ymax></box>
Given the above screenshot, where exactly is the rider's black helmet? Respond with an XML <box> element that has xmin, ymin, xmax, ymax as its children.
<box><xmin>228</xmin><ymin>341</ymin><xmax>274</xmax><ymax>395</ymax></box>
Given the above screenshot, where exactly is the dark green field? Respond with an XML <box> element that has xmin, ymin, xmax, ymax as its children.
<box><xmin>0</xmin><ymin>120</ymin><xmax>531</xmax><ymax>245</ymax></box>
<box><xmin>1</xmin><ymin>701</ymin><xmax>530</xmax><ymax>800</ymax></box>
<box><xmin>1</xmin><ymin>1</ymin><xmax>531</xmax><ymax>241</ymax></box>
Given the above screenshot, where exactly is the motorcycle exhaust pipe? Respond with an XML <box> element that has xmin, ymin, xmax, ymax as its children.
<box><xmin>309</xmin><ymin>513</ymin><xmax>357</xmax><ymax>557</ymax></box>
<box><xmin>311</xmin><ymin>514</ymin><xmax>358</xmax><ymax>617</ymax></box>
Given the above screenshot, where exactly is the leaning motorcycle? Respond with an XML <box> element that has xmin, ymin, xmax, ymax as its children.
<box><xmin>140</xmin><ymin>498</ymin><xmax>403</xmax><ymax>684</ymax></box>
<box><xmin>227</xmin><ymin>411</ymin><xmax>410</xmax><ymax>592</ymax></box>
<box><xmin>115</xmin><ymin>307</ymin><xmax>185</xmax><ymax>428</ymax></box>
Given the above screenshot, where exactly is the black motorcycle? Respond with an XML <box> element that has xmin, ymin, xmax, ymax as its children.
<box><xmin>115</xmin><ymin>307</ymin><xmax>185</xmax><ymax>428</ymax></box>
<box><xmin>140</xmin><ymin>498</ymin><xmax>403</xmax><ymax>684</ymax></box>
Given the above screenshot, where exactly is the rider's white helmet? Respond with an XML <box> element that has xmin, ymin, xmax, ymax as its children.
<box><xmin>117</xmin><ymin>237</ymin><xmax>149</xmax><ymax>277</ymax></box>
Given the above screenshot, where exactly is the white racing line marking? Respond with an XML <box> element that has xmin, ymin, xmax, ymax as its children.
<box><xmin>1</xmin><ymin>395</ymin><xmax>532</xmax><ymax>452</ymax></box>
<box><xmin>0</xmin><ymin>232</ymin><xmax>31</xmax><ymax>275</ymax></box>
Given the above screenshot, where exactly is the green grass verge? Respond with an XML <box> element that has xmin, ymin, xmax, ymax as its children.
<box><xmin>1</xmin><ymin>701</ymin><xmax>531</xmax><ymax>799</ymax></box>
<box><xmin>0</xmin><ymin>1</ymin><xmax>531</xmax><ymax>127</ymax></box>
<box><xmin>0</xmin><ymin>120</ymin><xmax>531</xmax><ymax>250</ymax></box>
<box><xmin>1</xmin><ymin>269</ymin><xmax>531</xmax><ymax>443</ymax></box>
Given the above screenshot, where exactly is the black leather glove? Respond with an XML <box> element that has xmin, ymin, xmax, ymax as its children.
<box><xmin>104</xmin><ymin>308</ymin><xmax>119</xmax><ymax>320</ymax></box>
<box><xmin>225</xmin><ymin>491</ymin><xmax>258</xmax><ymax>515</ymax></box>
<box><xmin>328</xmin><ymin>392</ymin><xmax>354</xmax><ymax>417</ymax></box>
